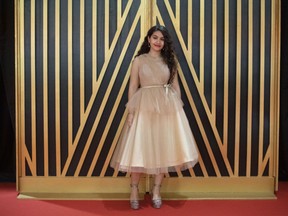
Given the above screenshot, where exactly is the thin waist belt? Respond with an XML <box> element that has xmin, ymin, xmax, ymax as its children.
<box><xmin>141</xmin><ymin>84</ymin><xmax>171</xmax><ymax>94</ymax></box>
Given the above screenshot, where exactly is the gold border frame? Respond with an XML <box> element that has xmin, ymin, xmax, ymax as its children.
<box><xmin>18</xmin><ymin>176</ymin><xmax>276</xmax><ymax>200</ymax></box>
<box><xmin>14</xmin><ymin>0</ymin><xmax>281</xmax><ymax>198</ymax></box>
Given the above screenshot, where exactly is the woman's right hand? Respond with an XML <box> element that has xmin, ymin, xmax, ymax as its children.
<box><xmin>127</xmin><ymin>113</ymin><xmax>134</xmax><ymax>127</ymax></box>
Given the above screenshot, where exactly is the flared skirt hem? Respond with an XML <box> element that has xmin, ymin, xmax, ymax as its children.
<box><xmin>111</xmin><ymin>160</ymin><xmax>198</xmax><ymax>175</ymax></box>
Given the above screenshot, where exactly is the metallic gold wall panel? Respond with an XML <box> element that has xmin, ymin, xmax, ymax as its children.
<box><xmin>15</xmin><ymin>0</ymin><xmax>280</xmax><ymax>197</ymax></box>
<box><xmin>153</xmin><ymin>0</ymin><xmax>279</xmax><ymax>179</ymax></box>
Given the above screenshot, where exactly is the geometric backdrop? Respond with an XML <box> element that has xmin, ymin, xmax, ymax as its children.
<box><xmin>15</xmin><ymin>0</ymin><xmax>281</xmax><ymax>198</ymax></box>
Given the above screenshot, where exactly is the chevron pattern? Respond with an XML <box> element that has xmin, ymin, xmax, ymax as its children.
<box><xmin>16</xmin><ymin>0</ymin><xmax>279</xmax><ymax>183</ymax></box>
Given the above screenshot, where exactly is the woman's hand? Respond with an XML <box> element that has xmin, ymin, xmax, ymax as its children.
<box><xmin>127</xmin><ymin>113</ymin><xmax>134</xmax><ymax>127</ymax></box>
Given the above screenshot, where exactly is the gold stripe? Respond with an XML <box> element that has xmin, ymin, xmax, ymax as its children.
<box><xmin>142</xmin><ymin>0</ymin><xmax>148</xmax><ymax>35</ymax></box>
<box><xmin>211</xmin><ymin>0</ymin><xmax>217</xmax><ymax>123</ymax></box>
<box><xmin>81</xmin><ymin>10</ymin><xmax>142</xmax><ymax>177</ymax></box>
<box><xmin>274</xmin><ymin>0</ymin><xmax>281</xmax><ymax>184</ymax></box>
<box><xmin>269</xmin><ymin>0</ymin><xmax>275</xmax><ymax>178</ymax></box>
<box><xmin>105</xmin><ymin>0</ymin><xmax>109</xmax><ymax>52</ymax></box>
<box><xmin>80</xmin><ymin>0</ymin><xmax>85</xmax><ymax>122</ymax></box>
<box><xmin>176</xmin><ymin>170</ymin><xmax>183</xmax><ymax>178</ymax></box>
<box><xmin>23</xmin><ymin>145</ymin><xmax>35</xmax><ymax>175</ymax></box>
<box><xmin>223</xmin><ymin>0</ymin><xmax>229</xmax><ymax>158</ymax></box>
<box><xmin>175</xmin><ymin>0</ymin><xmax>180</xmax><ymax>28</ymax></box>
<box><xmin>188</xmin><ymin>167</ymin><xmax>196</xmax><ymax>177</ymax></box>
<box><xmin>68</xmin><ymin>0</ymin><xmax>73</xmax><ymax>151</ymax></box>
<box><xmin>258</xmin><ymin>0</ymin><xmax>265</xmax><ymax>176</ymax></box>
<box><xmin>15</xmin><ymin>0</ymin><xmax>20</xmax><ymax>187</ymax></box>
<box><xmin>30</xmin><ymin>0</ymin><xmax>37</xmax><ymax>176</ymax></box>
<box><xmin>61</xmin><ymin>0</ymin><xmax>134</xmax><ymax>176</ymax></box>
<box><xmin>246</xmin><ymin>0</ymin><xmax>253</xmax><ymax>177</ymax></box>
<box><xmin>19</xmin><ymin>0</ymin><xmax>27</xmax><ymax>177</ymax></box>
<box><xmin>200</xmin><ymin>0</ymin><xmax>205</xmax><ymax>92</ymax></box>
<box><xmin>92</xmin><ymin>0</ymin><xmax>97</xmax><ymax>90</ymax></box>
<box><xmin>43</xmin><ymin>0</ymin><xmax>49</xmax><ymax>176</ymax></box>
<box><xmin>234</xmin><ymin>0</ymin><xmax>242</xmax><ymax>176</ymax></box>
<box><xmin>260</xmin><ymin>145</ymin><xmax>271</xmax><ymax>175</ymax></box>
<box><xmin>55</xmin><ymin>0</ymin><xmax>61</xmax><ymax>176</ymax></box>
<box><xmin>143</xmin><ymin>0</ymin><xmax>152</xmax><ymax>34</ymax></box>
<box><xmin>270</xmin><ymin>0</ymin><xmax>281</xmax><ymax>179</ymax></box>
<box><xmin>118</xmin><ymin>0</ymin><xmax>121</xmax><ymax>28</ymax></box>
<box><xmin>151</xmin><ymin>0</ymin><xmax>157</xmax><ymax>25</ymax></box>
<box><xmin>188</xmin><ymin>0</ymin><xmax>192</xmax><ymax>60</ymax></box>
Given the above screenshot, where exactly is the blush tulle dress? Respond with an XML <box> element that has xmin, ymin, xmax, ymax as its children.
<box><xmin>110</xmin><ymin>53</ymin><xmax>199</xmax><ymax>174</ymax></box>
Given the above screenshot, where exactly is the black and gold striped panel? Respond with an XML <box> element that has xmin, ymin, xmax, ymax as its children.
<box><xmin>17</xmin><ymin>0</ymin><xmax>150</xmax><ymax>178</ymax></box>
<box><xmin>16</xmin><ymin>0</ymin><xmax>280</xmax><ymax>183</ymax></box>
<box><xmin>153</xmin><ymin>0</ymin><xmax>279</xmax><ymax>178</ymax></box>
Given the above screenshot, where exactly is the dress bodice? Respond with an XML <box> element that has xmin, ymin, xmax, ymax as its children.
<box><xmin>136</xmin><ymin>53</ymin><xmax>170</xmax><ymax>87</ymax></box>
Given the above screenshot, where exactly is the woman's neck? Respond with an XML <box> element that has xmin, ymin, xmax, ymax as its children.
<box><xmin>148</xmin><ymin>50</ymin><xmax>161</xmax><ymax>58</ymax></box>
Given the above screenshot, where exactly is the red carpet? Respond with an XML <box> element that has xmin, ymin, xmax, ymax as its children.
<box><xmin>1</xmin><ymin>182</ymin><xmax>288</xmax><ymax>216</ymax></box>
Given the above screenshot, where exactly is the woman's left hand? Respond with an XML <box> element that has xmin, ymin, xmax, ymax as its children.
<box><xmin>127</xmin><ymin>113</ymin><xmax>134</xmax><ymax>127</ymax></box>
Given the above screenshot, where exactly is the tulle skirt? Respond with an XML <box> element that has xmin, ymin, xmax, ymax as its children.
<box><xmin>110</xmin><ymin>85</ymin><xmax>199</xmax><ymax>174</ymax></box>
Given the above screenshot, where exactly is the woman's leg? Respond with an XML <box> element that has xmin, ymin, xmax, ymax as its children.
<box><xmin>130</xmin><ymin>172</ymin><xmax>141</xmax><ymax>200</ymax></box>
<box><xmin>129</xmin><ymin>172</ymin><xmax>141</xmax><ymax>210</ymax></box>
<box><xmin>151</xmin><ymin>173</ymin><xmax>164</xmax><ymax>208</ymax></box>
<box><xmin>152</xmin><ymin>173</ymin><xmax>164</xmax><ymax>199</ymax></box>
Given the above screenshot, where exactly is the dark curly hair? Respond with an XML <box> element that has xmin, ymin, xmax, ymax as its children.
<box><xmin>135</xmin><ymin>25</ymin><xmax>178</xmax><ymax>84</ymax></box>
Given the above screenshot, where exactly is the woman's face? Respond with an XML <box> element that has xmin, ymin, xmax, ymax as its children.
<box><xmin>148</xmin><ymin>30</ymin><xmax>165</xmax><ymax>52</ymax></box>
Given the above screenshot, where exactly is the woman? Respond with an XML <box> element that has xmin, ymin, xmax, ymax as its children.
<box><xmin>110</xmin><ymin>25</ymin><xmax>198</xmax><ymax>210</ymax></box>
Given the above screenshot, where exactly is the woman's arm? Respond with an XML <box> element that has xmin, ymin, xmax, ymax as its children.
<box><xmin>171</xmin><ymin>71</ymin><xmax>181</xmax><ymax>98</ymax></box>
<box><xmin>128</xmin><ymin>57</ymin><xmax>140</xmax><ymax>101</ymax></box>
<box><xmin>126</xmin><ymin>57</ymin><xmax>140</xmax><ymax>126</ymax></box>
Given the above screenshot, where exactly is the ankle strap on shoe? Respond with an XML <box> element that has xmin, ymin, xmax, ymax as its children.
<box><xmin>130</xmin><ymin>184</ymin><xmax>139</xmax><ymax>188</ymax></box>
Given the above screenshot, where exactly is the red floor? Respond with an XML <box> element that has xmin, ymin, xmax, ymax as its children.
<box><xmin>1</xmin><ymin>182</ymin><xmax>288</xmax><ymax>216</ymax></box>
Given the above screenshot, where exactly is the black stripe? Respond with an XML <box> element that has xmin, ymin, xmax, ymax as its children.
<box><xmin>24</xmin><ymin>0</ymin><xmax>32</xmax><ymax>166</ymax></box>
<box><xmin>180</xmin><ymin>0</ymin><xmax>188</xmax><ymax>48</ymax></box>
<box><xmin>239</xmin><ymin>0</ymin><xmax>249</xmax><ymax>176</ymax></box>
<box><xmin>216</xmin><ymin>0</ymin><xmax>225</xmax><ymax>141</ymax></box>
<box><xmin>263</xmin><ymin>0</ymin><xmax>271</xmax><ymax>177</ymax></box>
<box><xmin>97</xmin><ymin>0</ymin><xmax>105</xmax><ymax>77</ymax></box>
<box><xmin>35</xmin><ymin>0</ymin><xmax>44</xmax><ymax>176</ymax></box>
<box><xmin>48</xmin><ymin>0</ymin><xmax>56</xmax><ymax>176</ymax></box>
<box><xmin>204</xmin><ymin>0</ymin><xmax>212</xmax><ymax>111</ymax></box>
<box><xmin>109</xmin><ymin>0</ymin><xmax>117</xmax><ymax>46</ymax></box>
<box><xmin>227</xmin><ymin>0</ymin><xmax>237</xmax><ymax>173</ymax></box>
<box><xmin>60</xmin><ymin>0</ymin><xmax>69</xmax><ymax>171</ymax></box>
<box><xmin>72</xmin><ymin>0</ymin><xmax>81</xmax><ymax>141</ymax></box>
<box><xmin>192</xmin><ymin>0</ymin><xmax>200</xmax><ymax>78</ymax></box>
<box><xmin>85</xmin><ymin>0</ymin><xmax>93</xmax><ymax>109</ymax></box>
<box><xmin>251</xmin><ymin>0</ymin><xmax>261</xmax><ymax>176</ymax></box>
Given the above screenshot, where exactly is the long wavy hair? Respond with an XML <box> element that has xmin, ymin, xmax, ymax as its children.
<box><xmin>135</xmin><ymin>25</ymin><xmax>178</xmax><ymax>84</ymax></box>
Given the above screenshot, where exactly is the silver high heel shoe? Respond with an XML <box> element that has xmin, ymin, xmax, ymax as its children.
<box><xmin>130</xmin><ymin>184</ymin><xmax>140</xmax><ymax>210</ymax></box>
<box><xmin>151</xmin><ymin>184</ymin><xmax>162</xmax><ymax>209</ymax></box>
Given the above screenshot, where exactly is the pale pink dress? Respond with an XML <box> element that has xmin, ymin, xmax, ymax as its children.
<box><xmin>110</xmin><ymin>53</ymin><xmax>198</xmax><ymax>174</ymax></box>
